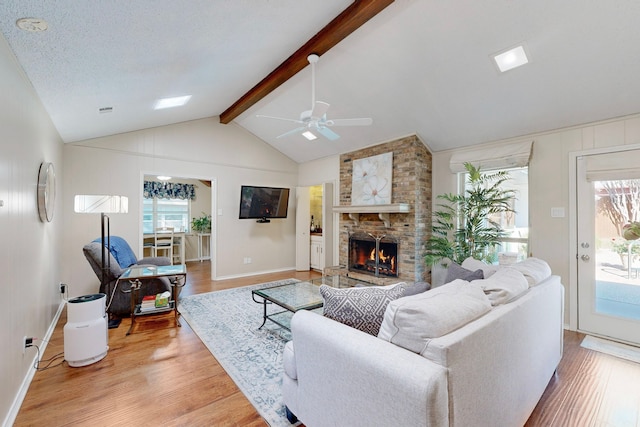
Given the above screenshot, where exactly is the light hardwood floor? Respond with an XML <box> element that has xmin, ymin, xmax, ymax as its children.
<box><xmin>14</xmin><ymin>261</ymin><xmax>640</xmax><ymax>426</ymax></box>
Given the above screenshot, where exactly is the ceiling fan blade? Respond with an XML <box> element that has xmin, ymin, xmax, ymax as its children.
<box><xmin>316</xmin><ymin>126</ymin><xmax>340</xmax><ymax>141</ymax></box>
<box><xmin>256</xmin><ymin>114</ymin><xmax>303</xmax><ymax>124</ymax></box>
<box><xmin>276</xmin><ymin>126</ymin><xmax>306</xmax><ymax>139</ymax></box>
<box><xmin>311</xmin><ymin>101</ymin><xmax>330</xmax><ymax>118</ymax></box>
<box><xmin>327</xmin><ymin>117</ymin><xmax>373</xmax><ymax>126</ymax></box>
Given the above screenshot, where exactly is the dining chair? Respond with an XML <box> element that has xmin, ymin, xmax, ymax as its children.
<box><xmin>153</xmin><ymin>227</ymin><xmax>174</xmax><ymax>262</ymax></box>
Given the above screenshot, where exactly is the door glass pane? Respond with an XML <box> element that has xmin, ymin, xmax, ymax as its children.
<box><xmin>595</xmin><ymin>179</ymin><xmax>640</xmax><ymax>320</ymax></box>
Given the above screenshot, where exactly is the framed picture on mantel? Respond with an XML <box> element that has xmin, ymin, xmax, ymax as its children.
<box><xmin>351</xmin><ymin>152</ymin><xmax>392</xmax><ymax>205</ymax></box>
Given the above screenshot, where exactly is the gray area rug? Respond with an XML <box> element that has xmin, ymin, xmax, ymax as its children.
<box><xmin>179</xmin><ymin>279</ymin><xmax>300</xmax><ymax>426</ymax></box>
<box><xmin>581</xmin><ymin>335</ymin><xmax>640</xmax><ymax>364</ymax></box>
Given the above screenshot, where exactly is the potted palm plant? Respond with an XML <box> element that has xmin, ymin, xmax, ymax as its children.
<box><xmin>425</xmin><ymin>163</ymin><xmax>515</xmax><ymax>266</ymax></box>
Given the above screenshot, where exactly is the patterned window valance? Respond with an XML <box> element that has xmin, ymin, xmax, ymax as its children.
<box><xmin>144</xmin><ymin>181</ymin><xmax>196</xmax><ymax>200</ymax></box>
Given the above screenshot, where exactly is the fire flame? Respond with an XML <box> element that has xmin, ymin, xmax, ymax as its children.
<box><xmin>369</xmin><ymin>248</ymin><xmax>396</xmax><ymax>270</ymax></box>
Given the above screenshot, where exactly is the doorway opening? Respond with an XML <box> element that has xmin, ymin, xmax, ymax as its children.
<box><xmin>141</xmin><ymin>174</ymin><xmax>216</xmax><ymax>279</ymax></box>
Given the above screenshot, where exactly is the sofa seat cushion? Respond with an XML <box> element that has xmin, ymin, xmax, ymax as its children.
<box><xmin>472</xmin><ymin>267</ymin><xmax>529</xmax><ymax>306</ymax></box>
<box><xmin>377</xmin><ymin>280</ymin><xmax>491</xmax><ymax>354</ymax></box>
<box><xmin>320</xmin><ymin>283</ymin><xmax>406</xmax><ymax>335</ymax></box>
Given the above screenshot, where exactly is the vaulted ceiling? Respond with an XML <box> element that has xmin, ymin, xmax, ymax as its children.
<box><xmin>2</xmin><ymin>1</ymin><xmax>640</xmax><ymax>163</ymax></box>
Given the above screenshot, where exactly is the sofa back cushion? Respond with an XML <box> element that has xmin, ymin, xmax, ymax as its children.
<box><xmin>472</xmin><ymin>267</ymin><xmax>529</xmax><ymax>306</ymax></box>
<box><xmin>377</xmin><ymin>280</ymin><xmax>491</xmax><ymax>354</ymax></box>
<box><xmin>461</xmin><ymin>256</ymin><xmax>552</xmax><ymax>287</ymax></box>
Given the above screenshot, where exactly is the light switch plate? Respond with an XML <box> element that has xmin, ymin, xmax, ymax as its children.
<box><xmin>551</xmin><ymin>207</ymin><xmax>565</xmax><ymax>218</ymax></box>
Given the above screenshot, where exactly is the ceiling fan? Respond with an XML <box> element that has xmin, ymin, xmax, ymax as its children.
<box><xmin>256</xmin><ymin>54</ymin><xmax>372</xmax><ymax>141</ymax></box>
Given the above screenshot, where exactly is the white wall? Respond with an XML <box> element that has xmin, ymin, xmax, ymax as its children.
<box><xmin>0</xmin><ymin>35</ymin><xmax>64</xmax><ymax>425</ymax></box>
<box><xmin>297</xmin><ymin>155</ymin><xmax>340</xmax><ymax>187</ymax></box>
<box><xmin>432</xmin><ymin>113</ymin><xmax>640</xmax><ymax>326</ymax></box>
<box><xmin>63</xmin><ymin>118</ymin><xmax>299</xmax><ymax>296</ymax></box>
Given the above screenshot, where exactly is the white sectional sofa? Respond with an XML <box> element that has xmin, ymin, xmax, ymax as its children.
<box><xmin>282</xmin><ymin>260</ymin><xmax>564</xmax><ymax>427</ymax></box>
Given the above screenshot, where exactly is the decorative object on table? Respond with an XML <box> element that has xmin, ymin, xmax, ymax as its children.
<box><xmin>179</xmin><ymin>279</ymin><xmax>301</xmax><ymax>427</ymax></box>
<box><xmin>75</xmin><ymin>195</ymin><xmax>129</xmax><ymax>328</ymax></box>
<box><xmin>191</xmin><ymin>212</ymin><xmax>211</xmax><ymax>233</ymax></box>
<box><xmin>139</xmin><ymin>291</ymin><xmax>171</xmax><ymax>312</ymax></box>
<box><xmin>155</xmin><ymin>291</ymin><xmax>170</xmax><ymax>308</ymax></box>
<box><xmin>37</xmin><ymin>161</ymin><xmax>55</xmax><ymax>222</ymax></box>
<box><xmin>140</xmin><ymin>295</ymin><xmax>157</xmax><ymax>312</ymax></box>
<box><xmin>351</xmin><ymin>152</ymin><xmax>393</xmax><ymax>205</ymax></box>
<box><xmin>424</xmin><ymin>162</ymin><xmax>515</xmax><ymax>266</ymax></box>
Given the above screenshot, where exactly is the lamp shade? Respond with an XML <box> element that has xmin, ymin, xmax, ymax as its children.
<box><xmin>74</xmin><ymin>195</ymin><xmax>128</xmax><ymax>214</ymax></box>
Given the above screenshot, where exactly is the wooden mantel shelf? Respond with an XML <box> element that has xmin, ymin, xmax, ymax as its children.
<box><xmin>333</xmin><ymin>203</ymin><xmax>411</xmax><ymax>227</ymax></box>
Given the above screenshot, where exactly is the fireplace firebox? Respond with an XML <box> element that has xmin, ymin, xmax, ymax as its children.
<box><xmin>349</xmin><ymin>233</ymin><xmax>398</xmax><ymax>278</ymax></box>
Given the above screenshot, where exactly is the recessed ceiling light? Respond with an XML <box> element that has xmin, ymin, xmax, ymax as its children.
<box><xmin>153</xmin><ymin>95</ymin><xmax>191</xmax><ymax>110</ymax></box>
<box><xmin>16</xmin><ymin>17</ymin><xmax>48</xmax><ymax>32</ymax></box>
<box><xmin>493</xmin><ymin>45</ymin><xmax>529</xmax><ymax>72</ymax></box>
<box><xmin>302</xmin><ymin>131</ymin><xmax>317</xmax><ymax>141</ymax></box>
<box><xmin>157</xmin><ymin>176</ymin><xmax>172</xmax><ymax>181</ymax></box>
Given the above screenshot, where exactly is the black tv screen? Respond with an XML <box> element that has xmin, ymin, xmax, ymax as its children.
<box><xmin>239</xmin><ymin>185</ymin><xmax>290</xmax><ymax>219</ymax></box>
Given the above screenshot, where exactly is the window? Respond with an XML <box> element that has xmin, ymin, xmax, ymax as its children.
<box><xmin>460</xmin><ymin>166</ymin><xmax>529</xmax><ymax>263</ymax></box>
<box><xmin>143</xmin><ymin>197</ymin><xmax>190</xmax><ymax>234</ymax></box>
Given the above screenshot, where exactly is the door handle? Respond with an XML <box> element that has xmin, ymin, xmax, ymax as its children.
<box><xmin>581</xmin><ymin>254</ymin><xmax>590</xmax><ymax>261</ymax></box>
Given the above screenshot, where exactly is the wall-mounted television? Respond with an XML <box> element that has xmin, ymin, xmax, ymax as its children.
<box><xmin>239</xmin><ymin>185</ymin><xmax>290</xmax><ymax>222</ymax></box>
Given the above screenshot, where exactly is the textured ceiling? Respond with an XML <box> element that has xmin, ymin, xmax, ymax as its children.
<box><xmin>3</xmin><ymin>1</ymin><xmax>640</xmax><ymax>163</ymax></box>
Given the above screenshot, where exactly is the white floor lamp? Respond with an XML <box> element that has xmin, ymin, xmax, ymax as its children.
<box><xmin>74</xmin><ymin>195</ymin><xmax>129</xmax><ymax>328</ymax></box>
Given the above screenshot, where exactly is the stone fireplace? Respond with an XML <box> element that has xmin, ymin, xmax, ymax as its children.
<box><xmin>328</xmin><ymin>134</ymin><xmax>432</xmax><ymax>285</ymax></box>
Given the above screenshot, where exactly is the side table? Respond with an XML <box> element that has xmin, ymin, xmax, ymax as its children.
<box><xmin>118</xmin><ymin>264</ymin><xmax>187</xmax><ymax>335</ymax></box>
<box><xmin>197</xmin><ymin>233</ymin><xmax>211</xmax><ymax>262</ymax></box>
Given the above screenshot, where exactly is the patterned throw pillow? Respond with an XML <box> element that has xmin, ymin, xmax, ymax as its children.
<box><xmin>319</xmin><ymin>284</ymin><xmax>406</xmax><ymax>335</ymax></box>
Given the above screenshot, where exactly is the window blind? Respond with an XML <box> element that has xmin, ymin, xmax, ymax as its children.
<box><xmin>449</xmin><ymin>140</ymin><xmax>533</xmax><ymax>173</ymax></box>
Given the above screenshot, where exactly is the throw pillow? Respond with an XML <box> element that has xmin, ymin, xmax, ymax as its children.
<box><xmin>377</xmin><ymin>279</ymin><xmax>492</xmax><ymax>354</ymax></box>
<box><xmin>444</xmin><ymin>262</ymin><xmax>484</xmax><ymax>284</ymax></box>
<box><xmin>461</xmin><ymin>257</ymin><xmax>500</xmax><ymax>278</ymax></box>
<box><xmin>471</xmin><ymin>267</ymin><xmax>529</xmax><ymax>306</ymax></box>
<box><xmin>320</xmin><ymin>283</ymin><xmax>406</xmax><ymax>335</ymax></box>
<box><xmin>403</xmin><ymin>281</ymin><xmax>431</xmax><ymax>296</ymax></box>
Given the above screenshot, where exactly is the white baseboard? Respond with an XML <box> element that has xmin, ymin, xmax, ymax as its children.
<box><xmin>215</xmin><ymin>266</ymin><xmax>297</xmax><ymax>281</ymax></box>
<box><xmin>3</xmin><ymin>300</ymin><xmax>65</xmax><ymax>427</ymax></box>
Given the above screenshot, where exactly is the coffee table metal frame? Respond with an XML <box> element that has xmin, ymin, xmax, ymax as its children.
<box><xmin>251</xmin><ymin>275</ymin><xmax>375</xmax><ymax>331</ymax></box>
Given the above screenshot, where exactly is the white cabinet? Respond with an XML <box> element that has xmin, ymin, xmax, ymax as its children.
<box><xmin>310</xmin><ymin>235</ymin><xmax>324</xmax><ymax>270</ymax></box>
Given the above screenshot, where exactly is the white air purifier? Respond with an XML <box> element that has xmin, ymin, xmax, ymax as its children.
<box><xmin>64</xmin><ymin>293</ymin><xmax>109</xmax><ymax>367</ymax></box>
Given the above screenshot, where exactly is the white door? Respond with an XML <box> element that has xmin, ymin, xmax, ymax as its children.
<box><xmin>295</xmin><ymin>187</ymin><xmax>311</xmax><ymax>271</ymax></box>
<box><xmin>576</xmin><ymin>150</ymin><xmax>640</xmax><ymax>344</ymax></box>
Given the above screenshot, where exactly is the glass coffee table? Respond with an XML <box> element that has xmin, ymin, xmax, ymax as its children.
<box><xmin>251</xmin><ymin>275</ymin><xmax>375</xmax><ymax>331</ymax></box>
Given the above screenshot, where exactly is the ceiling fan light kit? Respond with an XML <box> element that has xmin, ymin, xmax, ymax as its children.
<box><xmin>257</xmin><ymin>54</ymin><xmax>372</xmax><ymax>141</ymax></box>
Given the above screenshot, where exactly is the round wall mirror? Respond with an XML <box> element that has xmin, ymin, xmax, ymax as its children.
<box><xmin>37</xmin><ymin>161</ymin><xmax>55</xmax><ymax>222</ymax></box>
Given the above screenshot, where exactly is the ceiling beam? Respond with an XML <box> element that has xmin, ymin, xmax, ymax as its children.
<box><xmin>219</xmin><ymin>0</ymin><xmax>394</xmax><ymax>124</ymax></box>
